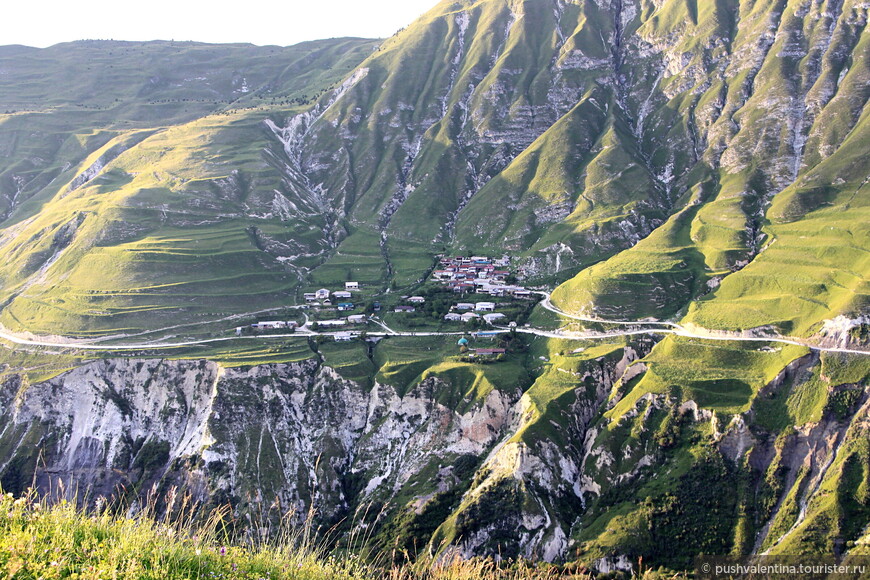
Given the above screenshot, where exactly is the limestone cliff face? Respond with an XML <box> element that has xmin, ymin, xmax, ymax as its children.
<box><xmin>0</xmin><ymin>345</ymin><xmax>638</xmax><ymax>562</ymax></box>
<box><xmin>0</xmin><ymin>339</ymin><xmax>868</xmax><ymax>571</ymax></box>
<box><xmin>0</xmin><ymin>358</ymin><xmax>521</xmax><ymax>543</ymax></box>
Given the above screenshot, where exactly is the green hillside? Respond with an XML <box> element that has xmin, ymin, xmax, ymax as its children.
<box><xmin>0</xmin><ymin>39</ymin><xmax>375</xmax><ymax>335</ymax></box>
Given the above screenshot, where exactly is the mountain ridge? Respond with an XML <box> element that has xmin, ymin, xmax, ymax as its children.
<box><xmin>0</xmin><ymin>0</ymin><xmax>868</xmax><ymax>574</ymax></box>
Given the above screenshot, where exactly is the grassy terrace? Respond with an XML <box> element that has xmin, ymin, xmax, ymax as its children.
<box><xmin>606</xmin><ymin>335</ymin><xmax>812</xmax><ymax>419</ymax></box>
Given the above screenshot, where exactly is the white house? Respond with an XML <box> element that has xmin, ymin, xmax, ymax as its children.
<box><xmin>252</xmin><ymin>321</ymin><xmax>288</xmax><ymax>330</ymax></box>
<box><xmin>444</xmin><ymin>313</ymin><xmax>462</xmax><ymax>322</ymax></box>
<box><xmin>334</xmin><ymin>332</ymin><xmax>355</xmax><ymax>342</ymax></box>
<box><xmin>333</xmin><ymin>291</ymin><xmax>353</xmax><ymax>300</ymax></box>
<box><xmin>303</xmin><ymin>293</ymin><xmax>317</xmax><ymax>301</ymax></box>
<box><xmin>345</xmin><ymin>282</ymin><xmax>360</xmax><ymax>290</ymax></box>
<box><xmin>317</xmin><ymin>319</ymin><xmax>347</xmax><ymax>327</ymax></box>
<box><xmin>407</xmin><ymin>296</ymin><xmax>426</xmax><ymax>304</ymax></box>
<box><xmin>347</xmin><ymin>314</ymin><xmax>367</xmax><ymax>324</ymax></box>
<box><xmin>315</xmin><ymin>288</ymin><xmax>330</xmax><ymax>300</ymax></box>
<box><xmin>483</xmin><ymin>313</ymin><xmax>506</xmax><ymax>324</ymax></box>
<box><xmin>460</xmin><ymin>312</ymin><xmax>481</xmax><ymax>323</ymax></box>
<box><xmin>475</xmin><ymin>302</ymin><xmax>496</xmax><ymax>312</ymax></box>
<box><xmin>455</xmin><ymin>303</ymin><xmax>475</xmax><ymax>310</ymax></box>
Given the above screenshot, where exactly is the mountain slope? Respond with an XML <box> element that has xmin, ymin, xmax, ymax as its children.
<box><xmin>0</xmin><ymin>0</ymin><xmax>868</xmax><ymax>575</ymax></box>
<box><xmin>0</xmin><ymin>0</ymin><xmax>866</xmax><ymax>338</ymax></box>
<box><xmin>0</xmin><ymin>39</ymin><xmax>375</xmax><ymax>335</ymax></box>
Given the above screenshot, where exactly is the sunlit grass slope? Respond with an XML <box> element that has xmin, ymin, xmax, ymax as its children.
<box><xmin>0</xmin><ymin>40</ymin><xmax>375</xmax><ymax>336</ymax></box>
<box><xmin>0</xmin><ymin>489</ymin><xmax>568</xmax><ymax>580</ymax></box>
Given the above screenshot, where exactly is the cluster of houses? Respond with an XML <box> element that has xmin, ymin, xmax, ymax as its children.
<box><xmin>234</xmin><ymin>313</ymin><xmax>371</xmax><ymax>336</ymax></box>
<box><xmin>394</xmin><ymin>295</ymin><xmax>426</xmax><ymax>313</ymax></box>
<box><xmin>444</xmin><ymin>301</ymin><xmax>507</xmax><ymax>325</ymax></box>
<box><xmin>303</xmin><ymin>282</ymin><xmax>360</xmax><ymax>305</ymax></box>
<box><xmin>432</xmin><ymin>256</ymin><xmax>533</xmax><ymax>298</ymax></box>
<box><xmin>314</xmin><ymin>315</ymin><xmax>368</xmax><ymax>327</ymax></box>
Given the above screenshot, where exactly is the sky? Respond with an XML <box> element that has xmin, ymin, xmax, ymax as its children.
<box><xmin>3</xmin><ymin>0</ymin><xmax>439</xmax><ymax>48</ymax></box>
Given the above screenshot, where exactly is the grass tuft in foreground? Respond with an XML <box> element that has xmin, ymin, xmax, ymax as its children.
<box><xmin>0</xmin><ymin>488</ymin><xmax>589</xmax><ymax>580</ymax></box>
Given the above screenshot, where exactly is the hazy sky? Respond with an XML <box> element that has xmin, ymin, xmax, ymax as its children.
<box><xmin>3</xmin><ymin>0</ymin><xmax>439</xmax><ymax>48</ymax></box>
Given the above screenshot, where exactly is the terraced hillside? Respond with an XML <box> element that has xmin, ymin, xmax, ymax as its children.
<box><xmin>1</xmin><ymin>0</ymin><xmax>867</xmax><ymax>341</ymax></box>
<box><xmin>0</xmin><ymin>39</ymin><xmax>375</xmax><ymax>335</ymax></box>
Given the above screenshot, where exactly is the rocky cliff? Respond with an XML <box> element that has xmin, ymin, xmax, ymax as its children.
<box><xmin>1</xmin><ymin>337</ymin><xmax>866</xmax><ymax>572</ymax></box>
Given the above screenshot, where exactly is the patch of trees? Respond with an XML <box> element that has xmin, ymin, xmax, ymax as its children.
<box><xmin>372</xmin><ymin>488</ymin><xmax>462</xmax><ymax>561</ymax></box>
<box><xmin>641</xmin><ymin>451</ymin><xmax>741</xmax><ymax>568</ymax></box>
<box><xmin>454</xmin><ymin>478</ymin><xmax>524</xmax><ymax>559</ymax></box>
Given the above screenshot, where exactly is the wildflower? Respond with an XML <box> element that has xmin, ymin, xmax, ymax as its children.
<box><xmin>220</xmin><ymin>546</ymin><xmax>226</xmax><ymax>555</ymax></box>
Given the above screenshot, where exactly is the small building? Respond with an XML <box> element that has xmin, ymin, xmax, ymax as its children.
<box><xmin>473</xmin><ymin>331</ymin><xmax>500</xmax><ymax>339</ymax></box>
<box><xmin>347</xmin><ymin>314</ymin><xmax>367</xmax><ymax>324</ymax></box>
<box><xmin>315</xmin><ymin>288</ymin><xmax>330</xmax><ymax>300</ymax></box>
<box><xmin>460</xmin><ymin>312</ymin><xmax>480</xmax><ymax>323</ymax></box>
<box><xmin>457</xmin><ymin>337</ymin><xmax>469</xmax><ymax>346</ymax></box>
<box><xmin>337</xmin><ymin>302</ymin><xmax>355</xmax><ymax>311</ymax></box>
<box><xmin>317</xmin><ymin>319</ymin><xmax>347</xmax><ymax>327</ymax></box>
<box><xmin>483</xmin><ymin>313</ymin><xmax>507</xmax><ymax>324</ymax></box>
<box><xmin>475</xmin><ymin>302</ymin><xmax>496</xmax><ymax>312</ymax></box>
<box><xmin>303</xmin><ymin>293</ymin><xmax>317</xmax><ymax>302</ymax></box>
<box><xmin>473</xmin><ymin>348</ymin><xmax>506</xmax><ymax>357</ymax></box>
<box><xmin>252</xmin><ymin>321</ymin><xmax>288</xmax><ymax>330</ymax></box>
<box><xmin>395</xmin><ymin>306</ymin><xmax>416</xmax><ymax>313</ymax></box>
<box><xmin>407</xmin><ymin>296</ymin><xmax>426</xmax><ymax>304</ymax></box>
<box><xmin>455</xmin><ymin>303</ymin><xmax>475</xmax><ymax>310</ymax></box>
<box><xmin>373</xmin><ymin>301</ymin><xmax>382</xmax><ymax>311</ymax></box>
<box><xmin>444</xmin><ymin>313</ymin><xmax>462</xmax><ymax>322</ymax></box>
<box><xmin>333</xmin><ymin>291</ymin><xmax>353</xmax><ymax>300</ymax></box>
<box><xmin>345</xmin><ymin>282</ymin><xmax>360</xmax><ymax>290</ymax></box>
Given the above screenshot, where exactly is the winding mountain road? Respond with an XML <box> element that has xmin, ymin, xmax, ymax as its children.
<box><xmin>535</xmin><ymin>291</ymin><xmax>870</xmax><ymax>356</ymax></box>
<box><xmin>0</xmin><ymin>293</ymin><xmax>867</xmax><ymax>357</ymax></box>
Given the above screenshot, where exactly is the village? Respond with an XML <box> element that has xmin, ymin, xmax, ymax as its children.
<box><xmin>235</xmin><ymin>255</ymin><xmax>537</xmax><ymax>356</ymax></box>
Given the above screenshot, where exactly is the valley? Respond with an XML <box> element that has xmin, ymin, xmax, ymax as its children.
<box><xmin>0</xmin><ymin>0</ymin><xmax>868</xmax><ymax>575</ymax></box>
